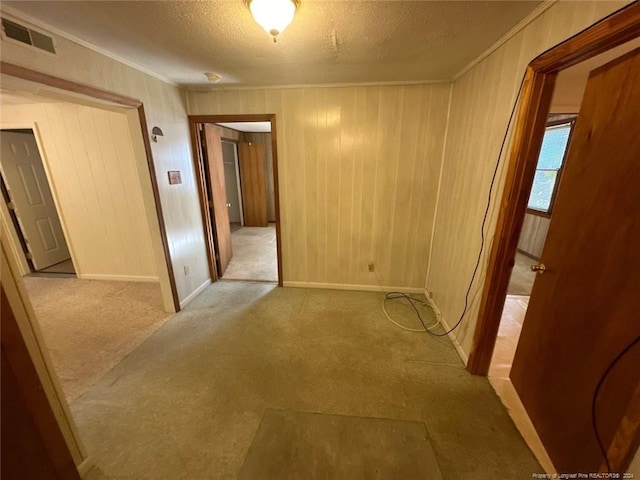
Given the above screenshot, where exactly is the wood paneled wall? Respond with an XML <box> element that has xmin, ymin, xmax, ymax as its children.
<box><xmin>188</xmin><ymin>85</ymin><xmax>451</xmax><ymax>289</ymax></box>
<box><xmin>2</xmin><ymin>102</ymin><xmax>157</xmax><ymax>281</ymax></box>
<box><xmin>426</xmin><ymin>1</ymin><xmax>629</xmax><ymax>357</ymax></box>
<box><xmin>517</xmin><ymin>213</ymin><xmax>550</xmax><ymax>260</ymax></box>
<box><xmin>0</xmin><ymin>19</ymin><xmax>209</xmax><ymax>304</ymax></box>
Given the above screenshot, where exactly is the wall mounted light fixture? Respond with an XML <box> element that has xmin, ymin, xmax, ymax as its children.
<box><xmin>151</xmin><ymin>126</ymin><xmax>164</xmax><ymax>142</ymax></box>
<box><xmin>245</xmin><ymin>0</ymin><xmax>299</xmax><ymax>43</ymax></box>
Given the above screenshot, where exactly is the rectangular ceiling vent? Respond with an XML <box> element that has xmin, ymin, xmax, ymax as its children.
<box><xmin>1</xmin><ymin>18</ymin><xmax>56</xmax><ymax>54</ymax></box>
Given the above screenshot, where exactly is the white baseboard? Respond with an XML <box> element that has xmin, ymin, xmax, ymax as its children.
<box><xmin>77</xmin><ymin>456</ymin><xmax>94</xmax><ymax>478</ymax></box>
<box><xmin>78</xmin><ymin>274</ymin><xmax>159</xmax><ymax>282</ymax></box>
<box><xmin>424</xmin><ymin>289</ymin><xmax>469</xmax><ymax>365</ymax></box>
<box><xmin>283</xmin><ymin>281</ymin><xmax>425</xmax><ymax>295</ymax></box>
<box><xmin>179</xmin><ymin>278</ymin><xmax>212</xmax><ymax>308</ymax></box>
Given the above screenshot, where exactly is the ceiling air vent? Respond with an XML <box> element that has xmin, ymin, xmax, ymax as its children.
<box><xmin>1</xmin><ymin>18</ymin><xmax>56</xmax><ymax>54</ymax></box>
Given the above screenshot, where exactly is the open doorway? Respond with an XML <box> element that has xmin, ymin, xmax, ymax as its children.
<box><xmin>189</xmin><ymin>115</ymin><xmax>282</xmax><ymax>285</ymax></box>
<box><xmin>1</xmin><ymin>62</ymin><xmax>182</xmax><ymax>472</ymax></box>
<box><xmin>476</xmin><ymin>27</ymin><xmax>640</xmax><ymax>473</ymax></box>
<box><xmin>0</xmin><ymin>88</ymin><xmax>173</xmax><ymax>406</ymax></box>
<box><xmin>1</xmin><ymin>128</ymin><xmax>76</xmax><ymax>275</ymax></box>
<box><xmin>488</xmin><ymin>114</ymin><xmax>575</xmax><ymax>380</ymax></box>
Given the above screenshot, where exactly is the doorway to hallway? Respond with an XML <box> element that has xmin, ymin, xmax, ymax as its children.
<box><xmin>189</xmin><ymin>115</ymin><xmax>282</xmax><ymax>285</ymax></box>
<box><xmin>1</xmin><ymin>129</ymin><xmax>76</xmax><ymax>276</ymax></box>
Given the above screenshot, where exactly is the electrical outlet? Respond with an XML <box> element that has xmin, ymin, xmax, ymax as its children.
<box><xmin>368</xmin><ymin>263</ymin><xmax>375</xmax><ymax>273</ymax></box>
<box><xmin>183</xmin><ymin>265</ymin><xmax>190</xmax><ymax>276</ymax></box>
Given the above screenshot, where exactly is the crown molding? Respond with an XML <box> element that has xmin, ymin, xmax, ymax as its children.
<box><xmin>186</xmin><ymin>79</ymin><xmax>451</xmax><ymax>92</ymax></box>
<box><xmin>453</xmin><ymin>0</ymin><xmax>559</xmax><ymax>81</ymax></box>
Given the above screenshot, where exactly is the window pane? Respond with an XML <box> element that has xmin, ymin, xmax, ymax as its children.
<box><xmin>538</xmin><ymin>124</ymin><xmax>571</xmax><ymax>170</ymax></box>
<box><xmin>528</xmin><ymin>170</ymin><xmax>558</xmax><ymax>212</ymax></box>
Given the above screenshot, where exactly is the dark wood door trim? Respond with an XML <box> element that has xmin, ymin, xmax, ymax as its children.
<box><xmin>0</xmin><ymin>61</ymin><xmax>180</xmax><ymax>312</ymax></box>
<box><xmin>468</xmin><ymin>2</ymin><xmax>640</xmax><ymax>375</ymax></box>
<box><xmin>188</xmin><ymin>115</ymin><xmax>284</xmax><ymax>287</ymax></box>
<box><xmin>1</xmin><ymin>285</ymin><xmax>81</xmax><ymax>479</ymax></box>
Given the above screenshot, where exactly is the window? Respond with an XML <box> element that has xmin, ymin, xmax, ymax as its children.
<box><xmin>527</xmin><ymin>119</ymin><xmax>575</xmax><ymax>214</ymax></box>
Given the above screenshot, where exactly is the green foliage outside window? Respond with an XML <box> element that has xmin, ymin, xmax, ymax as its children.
<box><xmin>527</xmin><ymin>122</ymin><xmax>572</xmax><ymax>213</ymax></box>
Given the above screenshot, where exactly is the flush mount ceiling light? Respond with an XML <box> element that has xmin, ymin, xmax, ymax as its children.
<box><xmin>245</xmin><ymin>0</ymin><xmax>299</xmax><ymax>43</ymax></box>
<box><xmin>205</xmin><ymin>72</ymin><xmax>221</xmax><ymax>84</ymax></box>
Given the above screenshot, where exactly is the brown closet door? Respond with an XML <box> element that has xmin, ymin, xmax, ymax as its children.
<box><xmin>238</xmin><ymin>142</ymin><xmax>268</xmax><ymax>227</ymax></box>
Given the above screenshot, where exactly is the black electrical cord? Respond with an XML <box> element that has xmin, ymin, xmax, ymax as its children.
<box><xmin>382</xmin><ymin>74</ymin><xmax>526</xmax><ymax>337</ymax></box>
<box><xmin>426</xmin><ymin>4</ymin><xmax>640</xmax><ymax>337</ymax></box>
<box><xmin>384</xmin><ymin>4</ymin><xmax>636</xmax><ymax>337</ymax></box>
<box><xmin>384</xmin><ymin>292</ymin><xmax>431</xmax><ymax>331</ymax></box>
<box><xmin>426</xmin><ymin>72</ymin><xmax>526</xmax><ymax>337</ymax></box>
<box><xmin>591</xmin><ymin>334</ymin><xmax>640</xmax><ymax>472</ymax></box>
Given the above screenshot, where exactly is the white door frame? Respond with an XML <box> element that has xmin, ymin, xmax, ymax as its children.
<box><xmin>0</xmin><ymin>122</ymin><xmax>78</xmax><ymax>277</ymax></box>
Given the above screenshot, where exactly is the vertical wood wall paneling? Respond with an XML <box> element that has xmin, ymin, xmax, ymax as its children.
<box><xmin>425</xmin><ymin>1</ymin><xmax>629</xmax><ymax>357</ymax></box>
<box><xmin>517</xmin><ymin>213</ymin><xmax>550</xmax><ymax>259</ymax></box>
<box><xmin>187</xmin><ymin>84</ymin><xmax>450</xmax><ymax>289</ymax></box>
<box><xmin>1</xmin><ymin>102</ymin><xmax>158</xmax><ymax>281</ymax></box>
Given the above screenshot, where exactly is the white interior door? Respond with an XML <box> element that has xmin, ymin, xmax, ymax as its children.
<box><xmin>1</xmin><ymin>130</ymin><xmax>71</xmax><ymax>270</ymax></box>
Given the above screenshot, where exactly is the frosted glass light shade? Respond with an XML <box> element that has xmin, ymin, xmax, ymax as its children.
<box><xmin>248</xmin><ymin>0</ymin><xmax>298</xmax><ymax>40</ymax></box>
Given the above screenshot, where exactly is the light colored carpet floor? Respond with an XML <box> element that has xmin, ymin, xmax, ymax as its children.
<box><xmin>238</xmin><ymin>409</ymin><xmax>443</xmax><ymax>479</ymax></box>
<box><xmin>507</xmin><ymin>252</ymin><xmax>536</xmax><ymax>295</ymax></box>
<box><xmin>72</xmin><ymin>282</ymin><xmax>540</xmax><ymax>479</ymax></box>
<box><xmin>22</xmin><ymin>277</ymin><xmax>172</xmax><ymax>402</ymax></box>
<box><xmin>223</xmin><ymin>224</ymin><xmax>277</xmax><ymax>282</ymax></box>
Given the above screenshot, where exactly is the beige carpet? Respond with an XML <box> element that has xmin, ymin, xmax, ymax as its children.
<box><xmin>22</xmin><ymin>277</ymin><xmax>172</xmax><ymax>402</ymax></box>
<box><xmin>223</xmin><ymin>224</ymin><xmax>278</xmax><ymax>282</ymax></box>
<box><xmin>73</xmin><ymin>282</ymin><xmax>540</xmax><ymax>479</ymax></box>
<box><xmin>239</xmin><ymin>409</ymin><xmax>443</xmax><ymax>479</ymax></box>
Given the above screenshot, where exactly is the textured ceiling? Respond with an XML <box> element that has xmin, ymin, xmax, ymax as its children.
<box><xmin>3</xmin><ymin>1</ymin><xmax>543</xmax><ymax>88</ymax></box>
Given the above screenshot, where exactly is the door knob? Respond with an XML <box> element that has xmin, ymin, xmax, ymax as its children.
<box><xmin>530</xmin><ymin>263</ymin><xmax>546</xmax><ymax>274</ymax></box>
<box><xmin>226</xmin><ymin>203</ymin><xmax>232</xmax><ymax>207</ymax></box>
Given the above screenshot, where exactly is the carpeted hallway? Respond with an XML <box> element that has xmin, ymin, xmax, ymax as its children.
<box><xmin>223</xmin><ymin>224</ymin><xmax>278</xmax><ymax>282</ymax></box>
<box><xmin>72</xmin><ymin>282</ymin><xmax>540</xmax><ymax>479</ymax></box>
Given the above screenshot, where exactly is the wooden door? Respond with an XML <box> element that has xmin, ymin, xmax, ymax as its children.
<box><xmin>204</xmin><ymin>125</ymin><xmax>232</xmax><ymax>276</ymax></box>
<box><xmin>510</xmin><ymin>49</ymin><xmax>640</xmax><ymax>472</ymax></box>
<box><xmin>0</xmin><ymin>131</ymin><xmax>71</xmax><ymax>270</ymax></box>
<box><xmin>1</xmin><ymin>286</ymin><xmax>81</xmax><ymax>479</ymax></box>
<box><xmin>238</xmin><ymin>142</ymin><xmax>268</xmax><ymax>227</ymax></box>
